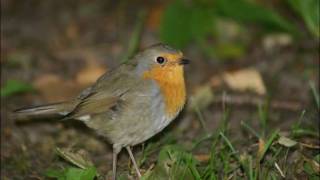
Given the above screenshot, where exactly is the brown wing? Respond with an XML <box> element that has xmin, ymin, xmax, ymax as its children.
<box><xmin>66</xmin><ymin>94</ymin><xmax>119</xmax><ymax>119</ymax></box>
<box><xmin>65</xmin><ymin>63</ymin><xmax>139</xmax><ymax>120</ymax></box>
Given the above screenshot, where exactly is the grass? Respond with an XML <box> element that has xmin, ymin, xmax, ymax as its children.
<box><xmin>44</xmin><ymin>86</ymin><xmax>319</xmax><ymax>179</ymax></box>
<box><xmin>142</xmin><ymin>85</ymin><xmax>318</xmax><ymax>179</ymax></box>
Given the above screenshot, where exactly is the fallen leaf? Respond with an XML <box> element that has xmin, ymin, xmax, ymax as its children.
<box><xmin>278</xmin><ymin>136</ymin><xmax>297</xmax><ymax>147</ymax></box>
<box><xmin>75</xmin><ymin>64</ymin><xmax>106</xmax><ymax>86</ymax></box>
<box><xmin>55</xmin><ymin>147</ymin><xmax>94</xmax><ymax>169</ymax></box>
<box><xmin>75</xmin><ymin>51</ymin><xmax>107</xmax><ymax>86</ymax></box>
<box><xmin>223</xmin><ymin>68</ymin><xmax>266</xmax><ymax>95</ymax></box>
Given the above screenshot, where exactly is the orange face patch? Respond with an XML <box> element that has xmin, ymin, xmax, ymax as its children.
<box><xmin>143</xmin><ymin>53</ymin><xmax>186</xmax><ymax>117</ymax></box>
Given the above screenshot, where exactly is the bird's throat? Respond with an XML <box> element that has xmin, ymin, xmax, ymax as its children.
<box><xmin>143</xmin><ymin>66</ymin><xmax>186</xmax><ymax>117</ymax></box>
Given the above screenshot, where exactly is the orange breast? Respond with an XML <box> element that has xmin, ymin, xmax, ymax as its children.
<box><xmin>143</xmin><ymin>65</ymin><xmax>186</xmax><ymax>117</ymax></box>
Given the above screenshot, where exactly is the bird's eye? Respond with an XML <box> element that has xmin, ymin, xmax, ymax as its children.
<box><xmin>156</xmin><ymin>56</ymin><xmax>166</xmax><ymax>64</ymax></box>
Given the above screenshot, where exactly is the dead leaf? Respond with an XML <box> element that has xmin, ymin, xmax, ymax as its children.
<box><xmin>76</xmin><ymin>63</ymin><xmax>106</xmax><ymax>86</ymax></box>
<box><xmin>222</xmin><ymin>68</ymin><xmax>266</xmax><ymax>95</ymax></box>
<box><xmin>55</xmin><ymin>147</ymin><xmax>93</xmax><ymax>169</ymax></box>
<box><xmin>258</xmin><ymin>138</ymin><xmax>265</xmax><ymax>158</ymax></box>
<box><xmin>74</xmin><ymin>51</ymin><xmax>107</xmax><ymax>86</ymax></box>
<box><xmin>278</xmin><ymin>136</ymin><xmax>297</xmax><ymax>147</ymax></box>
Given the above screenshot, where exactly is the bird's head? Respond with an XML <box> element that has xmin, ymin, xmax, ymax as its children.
<box><xmin>134</xmin><ymin>43</ymin><xmax>189</xmax><ymax>83</ymax></box>
<box><xmin>133</xmin><ymin>43</ymin><xmax>189</xmax><ymax>117</ymax></box>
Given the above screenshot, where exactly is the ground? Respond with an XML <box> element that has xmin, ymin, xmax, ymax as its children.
<box><xmin>1</xmin><ymin>1</ymin><xmax>319</xmax><ymax>180</ymax></box>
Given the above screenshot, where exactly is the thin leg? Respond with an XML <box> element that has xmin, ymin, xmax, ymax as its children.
<box><xmin>112</xmin><ymin>146</ymin><xmax>121</xmax><ymax>180</ymax></box>
<box><xmin>125</xmin><ymin>146</ymin><xmax>141</xmax><ymax>178</ymax></box>
<box><xmin>112</xmin><ymin>150</ymin><xmax>117</xmax><ymax>180</ymax></box>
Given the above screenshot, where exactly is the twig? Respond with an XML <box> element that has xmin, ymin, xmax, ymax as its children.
<box><xmin>299</xmin><ymin>142</ymin><xmax>320</xmax><ymax>149</ymax></box>
<box><xmin>274</xmin><ymin>162</ymin><xmax>285</xmax><ymax>178</ymax></box>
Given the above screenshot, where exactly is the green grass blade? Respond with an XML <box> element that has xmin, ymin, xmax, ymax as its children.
<box><xmin>259</xmin><ymin>130</ymin><xmax>279</xmax><ymax>162</ymax></box>
<box><xmin>241</xmin><ymin>121</ymin><xmax>261</xmax><ymax>139</ymax></box>
<box><xmin>219</xmin><ymin>132</ymin><xmax>238</xmax><ymax>158</ymax></box>
<box><xmin>309</xmin><ymin>81</ymin><xmax>320</xmax><ymax>109</ymax></box>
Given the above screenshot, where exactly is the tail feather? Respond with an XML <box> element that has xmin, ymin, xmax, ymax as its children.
<box><xmin>14</xmin><ymin>101</ymin><xmax>77</xmax><ymax>119</ymax></box>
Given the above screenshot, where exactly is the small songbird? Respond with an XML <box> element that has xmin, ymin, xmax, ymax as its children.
<box><xmin>15</xmin><ymin>43</ymin><xmax>189</xmax><ymax>180</ymax></box>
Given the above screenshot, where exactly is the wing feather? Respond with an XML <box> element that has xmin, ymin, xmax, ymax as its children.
<box><xmin>65</xmin><ymin>63</ymin><xmax>138</xmax><ymax>120</ymax></box>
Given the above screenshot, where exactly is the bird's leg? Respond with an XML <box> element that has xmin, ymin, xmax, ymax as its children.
<box><xmin>125</xmin><ymin>146</ymin><xmax>141</xmax><ymax>178</ymax></box>
<box><xmin>112</xmin><ymin>151</ymin><xmax>117</xmax><ymax>180</ymax></box>
<box><xmin>112</xmin><ymin>146</ymin><xmax>121</xmax><ymax>180</ymax></box>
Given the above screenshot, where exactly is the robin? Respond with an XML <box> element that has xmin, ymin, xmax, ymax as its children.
<box><xmin>15</xmin><ymin>43</ymin><xmax>189</xmax><ymax>180</ymax></box>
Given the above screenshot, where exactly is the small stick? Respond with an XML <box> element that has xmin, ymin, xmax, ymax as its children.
<box><xmin>274</xmin><ymin>162</ymin><xmax>285</xmax><ymax>178</ymax></box>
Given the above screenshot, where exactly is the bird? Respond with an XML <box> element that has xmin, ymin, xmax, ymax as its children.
<box><xmin>14</xmin><ymin>43</ymin><xmax>189</xmax><ymax>180</ymax></box>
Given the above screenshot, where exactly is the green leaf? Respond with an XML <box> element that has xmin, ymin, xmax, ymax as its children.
<box><xmin>45</xmin><ymin>166</ymin><xmax>97</xmax><ymax>180</ymax></box>
<box><xmin>215</xmin><ymin>0</ymin><xmax>298</xmax><ymax>34</ymax></box>
<box><xmin>189</xmin><ymin>6</ymin><xmax>214</xmax><ymax>41</ymax></box>
<box><xmin>1</xmin><ymin>80</ymin><xmax>34</xmax><ymax>97</ymax></box>
<box><xmin>160</xmin><ymin>0</ymin><xmax>214</xmax><ymax>49</ymax></box>
<box><xmin>287</xmin><ymin>0</ymin><xmax>320</xmax><ymax>37</ymax></box>
<box><xmin>66</xmin><ymin>167</ymin><xmax>96</xmax><ymax>180</ymax></box>
<box><xmin>303</xmin><ymin>161</ymin><xmax>316</xmax><ymax>175</ymax></box>
<box><xmin>45</xmin><ymin>168</ymin><xmax>65</xmax><ymax>180</ymax></box>
<box><xmin>160</xmin><ymin>0</ymin><xmax>193</xmax><ymax>48</ymax></box>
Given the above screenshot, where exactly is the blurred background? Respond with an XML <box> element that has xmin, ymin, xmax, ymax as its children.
<box><xmin>1</xmin><ymin>0</ymin><xmax>319</xmax><ymax>179</ymax></box>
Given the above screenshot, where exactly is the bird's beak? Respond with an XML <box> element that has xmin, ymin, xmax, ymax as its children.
<box><xmin>179</xmin><ymin>58</ymin><xmax>190</xmax><ymax>65</ymax></box>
